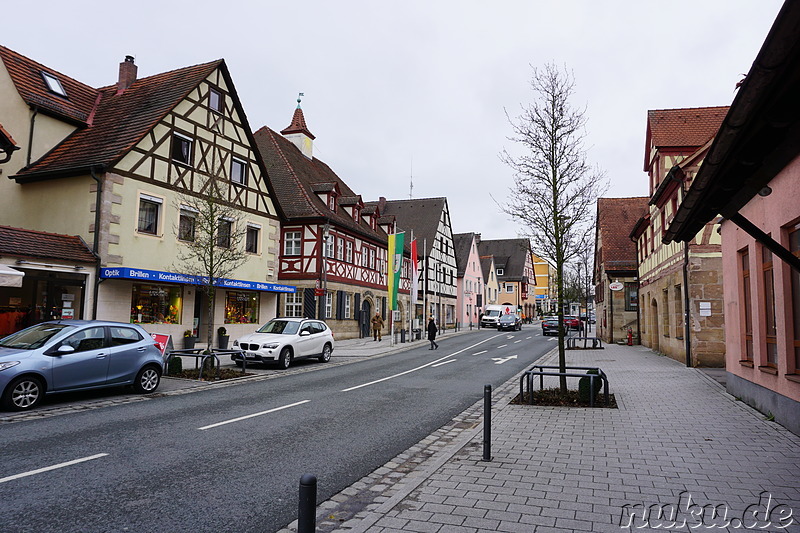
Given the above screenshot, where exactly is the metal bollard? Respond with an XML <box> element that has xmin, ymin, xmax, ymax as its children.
<box><xmin>298</xmin><ymin>473</ymin><xmax>316</xmax><ymax>533</ymax></box>
<box><xmin>482</xmin><ymin>384</ymin><xmax>492</xmax><ymax>462</ymax></box>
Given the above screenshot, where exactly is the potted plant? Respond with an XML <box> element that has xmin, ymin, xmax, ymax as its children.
<box><xmin>183</xmin><ymin>329</ymin><xmax>196</xmax><ymax>349</ymax></box>
<box><xmin>217</xmin><ymin>326</ymin><xmax>230</xmax><ymax>350</ymax></box>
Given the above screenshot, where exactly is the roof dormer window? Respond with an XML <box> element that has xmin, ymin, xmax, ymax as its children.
<box><xmin>353</xmin><ymin>208</ymin><xmax>360</xmax><ymax>223</ymax></box>
<box><xmin>41</xmin><ymin>72</ymin><xmax>67</xmax><ymax>97</ymax></box>
<box><xmin>328</xmin><ymin>194</ymin><xmax>336</xmax><ymax>211</ymax></box>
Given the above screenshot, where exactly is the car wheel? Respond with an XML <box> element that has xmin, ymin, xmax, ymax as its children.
<box><xmin>278</xmin><ymin>347</ymin><xmax>292</xmax><ymax>369</ymax></box>
<box><xmin>3</xmin><ymin>376</ymin><xmax>44</xmax><ymax>411</ymax></box>
<box><xmin>133</xmin><ymin>365</ymin><xmax>161</xmax><ymax>394</ymax></box>
<box><xmin>319</xmin><ymin>343</ymin><xmax>332</xmax><ymax>363</ymax></box>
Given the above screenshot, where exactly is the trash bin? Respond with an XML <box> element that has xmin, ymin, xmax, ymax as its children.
<box><xmin>401</xmin><ymin>329</ymin><xmax>406</xmax><ymax>343</ymax></box>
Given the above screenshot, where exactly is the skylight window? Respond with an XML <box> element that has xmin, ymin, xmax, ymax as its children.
<box><xmin>41</xmin><ymin>72</ymin><xmax>67</xmax><ymax>97</ymax></box>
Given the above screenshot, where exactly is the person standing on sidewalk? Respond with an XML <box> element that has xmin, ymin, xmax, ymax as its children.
<box><xmin>427</xmin><ymin>316</ymin><xmax>439</xmax><ymax>350</ymax></box>
<box><xmin>371</xmin><ymin>312</ymin><xmax>384</xmax><ymax>341</ymax></box>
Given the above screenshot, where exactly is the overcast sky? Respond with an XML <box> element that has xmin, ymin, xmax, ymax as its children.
<box><xmin>3</xmin><ymin>1</ymin><xmax>784</xmax><ymax>242</ymax></box>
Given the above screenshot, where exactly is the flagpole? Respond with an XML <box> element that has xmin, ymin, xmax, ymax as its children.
<box><xmin>409</xmin><ymin>229</ymin><xmax>414</xmax><ymax>342</ymax></box>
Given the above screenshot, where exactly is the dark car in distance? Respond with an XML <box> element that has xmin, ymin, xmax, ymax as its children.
<box><xmin>541</xmin><ymin>317</ymin><xmax>560</xmax><ymax>336</ymax></box>
<box><xmin>497</xmin><ymin>313</ymin><xmax>522</xmax><ymax>331</ymax></box>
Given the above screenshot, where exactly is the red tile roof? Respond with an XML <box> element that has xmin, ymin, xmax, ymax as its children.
<box><xmin>0</xmin><ymin>225</ymin><xmax>97</xmax><ymax>263</ymax></box>
<box><xmin>0</xmin><ymin>123</ymin><xmax>18</xmax><ymax>147</ymax></box>
<box><xmin>596</xmin><ymin>197</ymin><xmax>649</xmax><ymax>272</ymax></box>
<box><xmin>13</xmin><ymin>59</ymin><xmax>222</xmax><ymax>180</ymax></box>
<box><xmin>0</xmin><ymin>45</ymin><xmax>99</xmax><ymax>125</ymax></box>
<box><xmin>280</xmin><ymin>104</ymin><xmax>315</xmax><ymax>139</ymax></box>
<box><xmin>647</xmin><ymin>106</ymin><xmax>729</xmax><ymax>149</ymax></box>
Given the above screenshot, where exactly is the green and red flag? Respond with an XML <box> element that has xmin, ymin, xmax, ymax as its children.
<box><xmin>387</xmin><ymin>232</ymin><xmax>405</xmax><ymax>310</ymax></box>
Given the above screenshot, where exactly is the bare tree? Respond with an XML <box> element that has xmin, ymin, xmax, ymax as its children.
<box><xmin>501</xmin><ymin>63</ymin><xmax>607</xmax><ymax>391</ymax></box>
<box><xmin>174</xmin><ymin>178</ymin><xmax>248</xmax><ymax>350</ymax></box>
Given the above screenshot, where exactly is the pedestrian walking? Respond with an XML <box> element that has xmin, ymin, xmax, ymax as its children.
<box><xmin>371</xmin><ymin>312</ymin><xmax>384</xmax><ymax>341</ymax></box>
<box><xmin>427</xmin><ymin>316</ymin><xmax>439</xmax><ymax>350</ymax></box>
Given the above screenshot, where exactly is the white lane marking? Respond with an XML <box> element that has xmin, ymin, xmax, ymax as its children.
<box><xmin>0</xmin><ymin>453</ymin><xmax>109</xmax><ymax>485</ymax></box>
<box><xmin>198</xmin><ymin>400</ymin><xmax>310</xmax><ymax>430</ymax></box>
<box><xmin>526</xmin><ymin>336</ymin><xmax>532</xmax><ymax>339</ymax></box>
<box><xmin>342</xmin><ymin>334</ymin><xmax>505</xmax><ymax>392</ymax></box>
<box><xmin>496</xmin><ymin>344</ymin><xmax>507</xmax><ymax>348</ymax></box>
<box><xmin>432</xmin><ymin>359</ymin><xmax>456</xmax><ymax>367</ymax></box>
<box><xmin>472</xmin><ymin>350</ymin><xmax>488</xmax><ymax>355</ymax></box>
<box><xmin>491</xmin><ymin>355</ymin><xmax>518</xmax><ymax>365</ymax></box>
<box><xmin>514</xmin><ymin>340</ymin><xmax>522</xmax><ymax>344</ymax></box>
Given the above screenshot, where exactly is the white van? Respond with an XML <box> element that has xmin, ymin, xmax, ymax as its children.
<box><xmin>480</xmin><ymin>304</ymin><xmax>513</xmax><ymax>328</ymax></box>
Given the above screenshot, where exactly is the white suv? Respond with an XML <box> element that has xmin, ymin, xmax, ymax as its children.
<box><xmin>232</xmin><ymin>318</ymin><xmax>334</xmax><ymax>369</ymax></box>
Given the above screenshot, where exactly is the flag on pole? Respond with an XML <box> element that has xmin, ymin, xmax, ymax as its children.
<box><xmin>410</xmin><ymin>238</ymin><xmax>419</xmax><ymax>308</ymax></box>
<box><xmin>387</xmin><ymin>232</ymin><xmax>405</xmax><ymax>310</ymax></box>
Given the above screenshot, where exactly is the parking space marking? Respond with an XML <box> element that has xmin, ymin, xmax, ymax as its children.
<box><xmin>0</xmin><ymin>453</ymin><xmax>109</xmax><ymax>484</ymax></box>
<box><xmin>432</xmin><ymin>359</ymin><xmax>456</xmax><ymax>367</ymax></box>
<box><xmin>198</xmin><ymin>400</ymin><xmax>310</xmax><ymax>430</ymax></box>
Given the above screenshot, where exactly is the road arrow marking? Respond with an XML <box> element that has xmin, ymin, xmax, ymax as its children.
<box><xmin>491</xmin><ymin>355</ymin><xmax>518</xmax><ymax>365</ymax></box>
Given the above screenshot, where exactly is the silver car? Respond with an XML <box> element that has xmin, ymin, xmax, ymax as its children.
<box><xmin>232</xmin><ymin>317</ymin><xmax>334</xmax><ymax>369</ymax></box>
<box><xmin>0</xmin><ymin>320</ymin><xmax>163</xmax><ymax>411</ymax></box>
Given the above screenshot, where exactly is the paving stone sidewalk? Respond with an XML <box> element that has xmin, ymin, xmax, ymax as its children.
<box><xmin>284</xmin><ymin>344</ymin><xmax>800</xmax><ymax>532</ymax></box>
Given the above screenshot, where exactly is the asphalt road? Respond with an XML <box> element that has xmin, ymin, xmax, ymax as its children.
<box><xmin>0</xmin><ymin>326</ymin><xmax>556</xmax><ymax>532</ymax></box>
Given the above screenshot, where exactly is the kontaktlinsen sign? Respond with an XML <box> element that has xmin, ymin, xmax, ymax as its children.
<box><xmin>100</xmin><ymin>267</ymin><xmax>296</xmax><ymax>293</ymax></box>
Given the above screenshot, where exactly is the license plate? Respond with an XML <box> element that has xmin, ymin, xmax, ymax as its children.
<box><xmin>246</xmin><ymin>352</ymin><xmax>259</xmax><ymax>359</ymax></box>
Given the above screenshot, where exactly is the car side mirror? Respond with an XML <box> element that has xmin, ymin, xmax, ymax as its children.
<box><xmin>300</xmin><ymin>331</ymin><xmax>311</xmax><ymax>337</ymax></box>
<box><xmin>51</xmin><ymin>344</ymin><xmax>75</xmax><ymax>356</ymax></box>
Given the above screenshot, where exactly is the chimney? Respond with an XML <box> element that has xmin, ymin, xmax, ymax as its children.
<box><xmin>475</xmin><ymin>233</ymin><xmax>481</xmax><ymax>244</ymax></box>
<box><xmin>378</xmin><ymin>196</ymin><xmax>387</xmax><ymax>211</ymax></box>
<box><xmin>117</xmin><ymin>55</ymin><xmax>137</xmax><ymax>94</ymax></box>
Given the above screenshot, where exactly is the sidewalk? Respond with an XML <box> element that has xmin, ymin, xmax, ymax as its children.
<box><xmin>281</xmin><ymin>343</ymin><xmax>800</xmax><ymax>532</ymax></box>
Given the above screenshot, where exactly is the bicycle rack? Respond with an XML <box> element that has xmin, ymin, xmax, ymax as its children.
<box><xmin>519</xmin><ymin>365</ymin><xmax>610</xmax><ymax>407</ymax></box>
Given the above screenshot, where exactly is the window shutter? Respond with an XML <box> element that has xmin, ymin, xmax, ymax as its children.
<box><xmin>381</xmin><ymin>297</ymin><xmax>387</xmax><ymax>320</ymax></box>
<box><xmin>354</xmin><ymin>293</ymin><xmax>361</xmax><ymax>321</ymax></box>
<box><xmin>276</xmin><ymin>293</ymin><xmax>283</xmax><ymax>318</ymax></box>
<box><xmin>336</xmin><ymin>290</ymin><xmax>345</xmax><ymax>320</ymax></box>
<box><xmin>318</xmin><ymin>293</ymin><xmax>325</xmax><ymax>320</ymax></box>
<box><xmin>303</xmin><ymin>288</ymin><xmax>316</xmax><ymax>319</ymax></box>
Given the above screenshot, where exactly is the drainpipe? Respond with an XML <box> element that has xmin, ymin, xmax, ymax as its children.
<box><xmin>683</xmin><ymin>241</ymin><xmax>691</xmax><ymax>367</ymax></box>
<box><xmin>608</xmin><ymin>274</ymin><xmax>614</xmax><ymax>344</ymax></box>
<box><xmin>26</xmin><ymin>106</ymin><xmax>38</xmax><ymax>166</ymax></box>
<box><xmin>90</xmin><ymin>167</ymin><xmax>103</xmax><ymax>320</ymax></box>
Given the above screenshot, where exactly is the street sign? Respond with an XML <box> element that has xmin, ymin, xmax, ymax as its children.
<box><xmin>314</xmin><ymin>288</ymin><xmax>324</xmax><ymax>296</ymax></box>
<box><xmin>609</xmin><ymin>281</ymin><xmax>624</xmax><ymax>291</ymax></box>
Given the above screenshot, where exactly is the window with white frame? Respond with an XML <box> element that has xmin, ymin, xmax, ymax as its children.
<box><xmin>346</xmin><ymin>241</ymin><xmax>353</xmax><ymax>263</ymax></box>
<box><xmin>325</xmin><ymin>292</ymin><xmax>333</xmax><ymax>318</ymax></box>
<box><xmin>137</xmin><ymin>194</ymin><xmax>162</xmax><ymax>235</ymax></box>
<box><xmin>336</xmin><ymin>237</ymin><xmax>344</xmax><ymax>261</ymax></box>
<box><xmin>496</xmin><ymin>268</ymin><xmax>504</xmax><ymax>276</ymax></box>
<box><xmin>344</xmin><ymin>293</ymin><xmax>351</xmax><ymax>319</ymax></box>
<box><xmin>171</xmin><ymin>134</ymin><xmax>193</xmax><ymax>166</ymax></box>
<box><xmin>324</xmin><ymin>235</ymin><xmax>334</xmax><ymax>258</ymax></box>
<box><xmin>209</xmin><ymin>88</ymin><xmax>223</xmax><ymax>113</ymax></box>
<box><xmin>506</xmin><ymin>283</ymin><xmax>515</xmax><ymax>293</ymax></box>
<box><xmin>217</xmin><ymin>218</ymin><xmax>233</xmax><ymax>248</ymax></box>
<box><xmin>285</xmin><ymin>292</ymin><xmax>303</xmax><ymax>317</ymax></box>
<box><xmin>362</xmin><ymin>247</ymin><xmax>368</xmax><ymax>266</ymax></box>
<box><xmin>245</xmin><ymin>224</ymin><xmax>260</xmax><ymax>254</ymax></box>
<box><xmin>178</xmin><ymin>207</ymin><xmax>197</xmax><ymax>241</ymax></box>
<box><xmin>41</xmin><ymin>71</ymin><xmax>67</xmax><ymax>97</ymax></box>
<box><xmin>231</xmin><ymin>158</ymin><xmax>248</xmax><ymax>185</ymax></box>
<box><xmin>284</xmin><ymin>231</ymin><xmax>301</xmax><ymax>255</ymax></box>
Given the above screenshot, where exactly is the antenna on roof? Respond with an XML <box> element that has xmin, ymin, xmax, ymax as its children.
<box><xmin>409</xmin><ymin>156</ymin><xmax>414</xmax><ymax>199</ymax></box>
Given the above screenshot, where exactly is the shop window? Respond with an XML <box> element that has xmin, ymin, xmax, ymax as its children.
<box><xmin>673</xmin><ymin>285</ymin><xmax>683</xmax><ymax>338</ymax></box>
<box><xmin>131</xmin><ymin>284</ymin><xmax>182</xmax><ymax>324</ymax></box>
<box><xmin>790</xmin><ymin>224</ymin><xmax>800</xmax><ymax>373</ymax></box>
<box><xmin>246</xmin><ymin>225</ymin><xmax>260</xmax><ymax>254</ymax></box>
<box><xmin>285</xmin><ymin>292</ymin><xmax>303</xmax><ymax>317</ymax></box>
<box><xmin>284</xmin><ymin>231</ymin><xmax>301</xmax><ymax>256</ymax></box>
<box><xmin>137</xmin><ymin>194</ymin><xmax>162</xmax><ymax>235</ymax></box>
<box><xmin>225</xmin><ymin>291</ymin><xmax>259</xmax><ymax>324</ymax></box>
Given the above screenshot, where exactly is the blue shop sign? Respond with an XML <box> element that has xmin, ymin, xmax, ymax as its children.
<box><xmin>100</xmin><ymin>267</ymin><xmax>296</xmax><ymax>293</ymax></box>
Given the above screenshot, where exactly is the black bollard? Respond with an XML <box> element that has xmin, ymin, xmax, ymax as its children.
<box><xmin>298</xmin><ymin>473</ymin><xmax>316</xmax><ymax>533</ymax></box>
<box><xmin>482</xmin><ymin>384</ymin><xmax>492</xmax><ymax>461</ymax></box>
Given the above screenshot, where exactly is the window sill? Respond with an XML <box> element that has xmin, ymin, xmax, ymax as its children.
<box><xmin>786</xmin><ymin>374</ymin><xmax>800</xmax><ymax>384</ymax></box>
<box><xmin>136</xmin><ymin>231</ymin><xmax>162</xmax><ymax>238</ymax></box>
<box><xmin>171</xmin><ymin>160</ymin><xmax>193</xmax><ymax>169</ymax></box>
<box><xmin>739</xmin><ymin>360</ymin><xmax>754</xmax><ymax>368</ymax></box>
<box><xmin>758</xmin><ymin>365</ymin><xmax>778</xmax><ymax>375</ymax></box>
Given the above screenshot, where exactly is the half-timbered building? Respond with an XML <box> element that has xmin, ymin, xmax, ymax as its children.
<box><xmin>476</xmin><ymin>237</ymin><xmax>535</xmax><ymax>317</ymax></box>
<box><xmin>0</xmin><ymin>47</ymin><xmax>288</xmax><ymax>343</ymax></box>
<box><xmin>254</xmin><ymin>102</ymin><xmax>411</xmax><ymax>340</ymax></box>
<box><xmin>370</xmin><ymin>197</ymin><xmax>457</xmax><ymax>330</ymax></box>
<box><xmin>453</xmin><ymin>232</ymin><xmax>484</xmax><ymax>328</ymax></box>
<box><xmin>631</xmin><ymin>106</ymin><xmax>728</xmax><ymax>366</ymax></box>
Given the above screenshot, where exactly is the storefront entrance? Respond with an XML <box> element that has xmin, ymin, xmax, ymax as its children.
<box><xmin>0</xmin><ymin>269</ymin><xmax>87</xmax><ymax>336</ymax></box>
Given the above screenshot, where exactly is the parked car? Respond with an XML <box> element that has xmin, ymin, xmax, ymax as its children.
<box><xmin>541</xmin><ymin>317</ymin><xmax>560</xmax><ymax>336</ymax></box>
<box><xmin>497</xmin><ymin>313</ymin><xmax>522</xmax><ymax>331</ymax></box>
<box><xmin>232</xmin><ymin>317</ymin><xmax>334</xmax><ymax>369</ymax></box>
<box><xmin>563</xmin><ymin>315</ymin><xmax>581</xmax><ymax>331</ymax></box>
<box><xmin>0</xmin><ymin>320</ymin><xmax>163</xmax><ymax>411</ymax></box>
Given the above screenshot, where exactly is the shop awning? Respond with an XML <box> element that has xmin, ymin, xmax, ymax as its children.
<box><xmin>0</xmin><ymin>264</ymin><xmax>24</xmax><ymax>287</ymax></box>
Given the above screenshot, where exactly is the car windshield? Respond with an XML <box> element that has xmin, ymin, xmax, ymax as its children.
<box><xmin>257</xmin><ymin>320</ymin><xmax>301</xmax><ymax>335</ymax></box>
<box><xmin>500</xmin><ymin>315</ymin><xmax>516</xmax><ymax>321</ymax></box>
<box><xmin>486</xmin><ymin>310</ymin><xmax>501</xmax><ymax>317</ymax></box>
<box><xmin>0</xmin><ymin>323</ymin><xmax>75</xmax><ymax>350</ymax></box>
